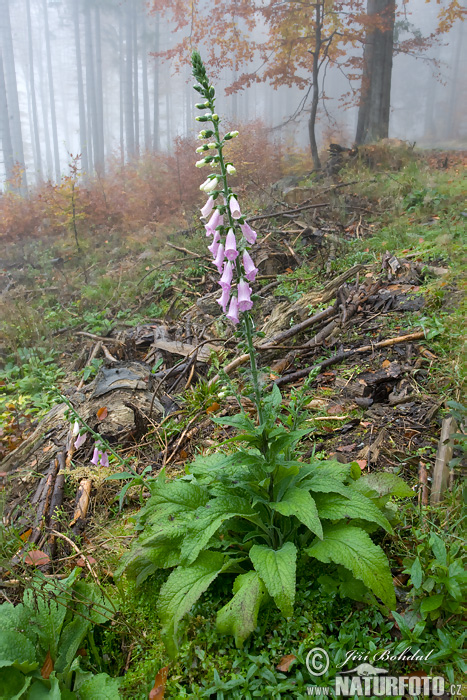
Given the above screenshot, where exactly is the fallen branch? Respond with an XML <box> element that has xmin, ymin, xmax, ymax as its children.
<box><xmin>247</xmin><ymin>202</ymin><xmax>329</xmax><ymax>223</ymax></box>
<box><xmin>275</xmin><ymin>331</ymin><xmax>426</xmax><ymax>387</ymax></box>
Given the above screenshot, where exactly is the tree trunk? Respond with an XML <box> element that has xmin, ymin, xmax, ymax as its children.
<box><xmin>355</xmin><ymin>0</ymin><xmax>396</xmax><ymax>145</ymax></box>
<box><xmin>84</xmin><ymin>0</ymin><xmax>99</xmax><ymax>174</ymax></box>
<box><xmin>43</xmin><ymin>0</ymin><xmax>60</xmax><ymax>181</ymax></box>
<box><xmin>73</xmin><ymin>0</ymin><xmax>89</xmax><ymax>174</ymax></box>
<box><xmin>308</xmin><ymin>0</ymin><xmax>322</xmax><ymax>170</ymax></box>
<box><xmin>125</xmin><ymin>0</ymin><xmax>135</xmax><ymax>159</ymax></box>
<box><xmin>142</xmin><ymin>16</ymin><xmax>151</xmax><ymax>151</ymax></box>
<box><xmin>94</xmin><ymin>4</ymin><xmax>105</xmax><ymax>174</ymax></box>
<box><xmin>119</xmin><ymin>6</ymin><xmax>125</xmax><ymax>163</ymax></box>
<box><xmin>153</xmin><ymin>13</ymin><xmax>160</xmax><ymax>151</ymax></box>
<box><xmin>26</xmin><ymin>0</ymin><xmax>42</xmax><ymax>183</ymax></box>
<box><xmin>0</xmin><ymin>0</ymin><xmax>27</xmax><ymax>190</ymax></box>
<box><xmin>133</xmin><ymin>1</ymin><xmax>140</xmax><ymax>158</ymax></box>
<box><xmin>38</xmin><ymin>35</ymin><xmax>52</xmax><ymax>179</ymax></box>
<box><xmin>0</xmin><ymin>50</ymin><xmax>14</xmax><ymax>185</ymax></box>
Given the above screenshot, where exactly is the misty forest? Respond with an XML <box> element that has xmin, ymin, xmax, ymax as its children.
<box><xmin>0</xmin><ymin>0</ymin><xmax>466</xmax><ymax>697</ymax></box>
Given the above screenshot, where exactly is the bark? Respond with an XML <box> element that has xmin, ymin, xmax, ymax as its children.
<box><xmin>119</xmin><ymin>6</ymin><xmax>125</xmax><ymax>163</ymax></box>
<box><xmin>125</xmin><ymin>0</ymin><xmax>135</xmax><ymax>159</ymax></box>
<box><xmin>73</xmin><ymin>0</ymin><xmax>89</xmax><ymax>174</ymax></box>
<box><xmin>142</xmin><ymin>18</ymin><xmax>151</xmax><ymax>151</ymax></box>
<box><xmin>94</xmin><ymin>4</ymin><xmax>105</xmax><ymax>174</ymax></box>
<box><xmin>133</xmin><ymin>0</ymin><xmax>140</xmax><ymax>157</ymax></box>
<box><xmin>152</xmin><ymin>14</ymin><xmax>160</xmax><ymax>151</ymax></box>
<box><xmin>355</xmin><ymin>0</ymin><xmax>396</xmax><ymax>145</ymax></box>
<box><xmin>165</xmin><ymin>84</ymin><xmax>171</xmax><ymax>152</ymax></box>
<box><xmin>84</xmin><ymin>0</ymin><xmax>98</xmax><ymax>174</ymax></box>
<box><xmin>308</xmin><ymin>0</ymin><xmax>322</xmax><ymax>170</ymax></box>
<box><xmin>43</xmin><ymin>0</ymin><xmax>61</xmax><ymax>181</ymax></box>
<box><xmin>0</xmin><ymin>50</ymin><xmax>14</xmax><ymax>184</ymax></box>
<box><xmin>0</xmin><ymin>0</ymin><xmax>27</xmax><ymax>190</ymax></box>
<box><xmin>26</xmin><ymin>0</ymin><xmax>42</xmax><ymax>183</ymax></box>
<box><xmin>38</xmin><ymin>37</ymin><xmax>53</xmax><ymax>179</ymax></box>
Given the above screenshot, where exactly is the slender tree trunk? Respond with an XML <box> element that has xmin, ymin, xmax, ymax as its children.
<box><xmin>0</xmin><ymin>50</ymin><xmax>14</xmax><ymax>185</ymax></box>
<box><xmin>36</xmin><ymin>34</ymin><xmax>52</xmax><ymax>179</ymax></box>
<box><xmin>308</xmin><ymin>1</ymin><xmax>322</xmax><ymax>170</ymax></box>
<box><xmin>26</xmin><ymin>0</ymin><xmax>42</xmax><ymax>183</ymax></box>
<box><xmin>84</xmin><ymin>0</ymin><xmax>99</xmax><ymax>174</ymax></box>
<box><xmin>43</xmin><ymin>0</ymin><xmax>60</xmax><ymax>181</ymax></box>
<box><xmin>73</xmin><ymin>0</ymin><xmax>88</xmax><ymax>173</ymax></box>
<box><xmin>94</xmin><ymin>4</ymin><xmax>105</xmax><ymax>174</ymax></box>
<box><xmin>355</xmin><ymin>0</ymin><xmax>396</xmax><ymax>145</ymax></box>
<box><xmin>166</xmin><ymin>83</ymin><xmax>171</xmax><ymax>152</ymax></box>
<box><xmin>142</xmin><ymin>19</ymin><xmax>151</xmax><ymax>151</ymax></box>
<box><xmin>133</xmin><ymin>1</ymin><xmax>140</xmax><ymax>158</ymax></box>
<box><xmin>0</xmin><ymin>0</ymin><xmax>27</xmax><ymax>190</ymax></box>
<box><xmin>153</xmin><ymin>14</ymin><xmax>160</xmax><ymax>151</ymax></box>
<box><xmin>119</xmin><ymin>6</ymin><xmax>125</xmax><ymax>164</ymax></box>
<box><xmin>125</xmin><ymin>0</ymin><xmax>135</xmax><ymax>159</ymax></box>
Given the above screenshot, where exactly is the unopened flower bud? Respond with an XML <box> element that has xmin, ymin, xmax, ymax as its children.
<box><xmin>196</xmin><ymin>159</ymin><xmax>209</xmax><ymax>168</ymax></box>
<box><xmin>211</xmin><ymin>113</ymin><xmax>219</xmax><ymax>121</ymax></box>
<box><xmin>226</xmin><ymin>164</ymin><xmax>236</xmax><ymax>175</ymax></box>
<box><xmin>207</xmin><ymin>142</ymin><xmax>217</xmax><ymax>150</ymax></box>
<box><xmin>196</xmin><ymin>145</ymin><xmax>207</xmax><ymax>153</ymax></box>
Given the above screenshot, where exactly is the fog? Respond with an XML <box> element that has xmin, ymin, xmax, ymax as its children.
<box><xmin>0</xmin><ymin>0</ymin><xmax>465</xmax><ymax>189</ymax></box>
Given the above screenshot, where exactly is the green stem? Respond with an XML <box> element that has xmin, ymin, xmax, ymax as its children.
<box><xmin>243</xmin><ymin>312</ymin><xmax>264</xmax><ymax>425</ymax></box>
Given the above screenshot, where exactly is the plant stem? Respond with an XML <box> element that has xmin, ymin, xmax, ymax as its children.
<box><xmin>243</xmin><ymin>312</ymin><xmax>264</xmax><ymax>424</ymax></box>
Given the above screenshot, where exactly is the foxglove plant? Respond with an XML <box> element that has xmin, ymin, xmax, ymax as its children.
<box><xmin>191</xmin><ymin>50</ymin><xmax>263</xmax><ymax>421</ymax></box>
<box><xmin>118</xmin><ymin>54</ymin><xmax>412</xmax><ymax>660</ymax></box>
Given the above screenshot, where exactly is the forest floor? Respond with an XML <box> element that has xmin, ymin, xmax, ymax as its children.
<box><xmin>0</xmin><ymin>144</ymin><xmax>466</xmax><ymax>699</ymax></box>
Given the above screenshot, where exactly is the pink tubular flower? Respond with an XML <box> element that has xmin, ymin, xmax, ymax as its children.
<box><xmin>206</xmin><ymin>208</ymin><xmax>222</xmax><ymax>235</ymax></box>
<box><xmin>217</xmin><ymin>286</ymin><xmax>230</xmax><ymax>312</ymax></box>
<box><xmin>91</xmin><ymin>447</ymin><xmax>100</xmax><ymax>466</ymax></box>
<box><xmin>200</xmin><ymin>195</ymin><xmax>215</xmax><ymax>219</ymax></box>
<box><xmin>208</xmin><ymin>230</ymin><xmax>221</xmax><ymax>258</ymax></box>
<box><xmin>237</xmin><ymin>279</ymin><xmax>253</xmax><ymax>311</ymax></box>
<box><xmin>74</xmin><ymin>433</ymin><xmax>87</xmax><ymax>450</ymax></box>
<box><xmin>214</xmin><ymin>243</ymin><xmax>225</xmax><ymax>273</ymax></box>
<box><xmin>219</xmin><ymin>261</ymin><xmax>233</xmax><ymax>290</ymax></box>
<box><xmin>242</xmin><ymin>250</ymin><xmax>258</xmax><ymax>282</ymax></box>
<box><xmin>99</xmin><ymin>451</ymin><xmax>109</xmax><ymax>468</ymax></box>
<box><xmin>226</xmin><ymin>295</ymin><xmax>240</xmax><ymax>324</ymax></box>
<box><xmin>240</xmin><ymin>222</ymin><xmax>257</xmax><ymax>245</ymax></box>
<box><xmin>224</xmin><ymin>228</ymin><xmax>238</xmax><ymax>261</ymax></box>
<box><xmin>229</xmin><ymin>197</ymin><xmax>241</xmax><ymax>219</ymax></box>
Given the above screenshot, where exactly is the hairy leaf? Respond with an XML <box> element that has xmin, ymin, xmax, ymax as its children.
<box><xmin>354</xmin><ymin>472</ymin><xmax>413</xmax><ymax>499</ymax></box>
<box><xmin>307</xmin><ymin>524</ymin><xmax>396</xmax><ymax>609</ymax></box>
<box><xmin>270</xmin><ymin>488</ymin><xmax>323</xmax><ymax>538</ymax></box>
<box><xmin>249</xmin><ymin>542</ymin><xmax>297</xmax><ymax>617</ymax></box>
<box><xmin>313</xmin><ymin>490</ymin><xmax>393</xmax><ymax>533</ymax></box>
<box><xmin>0</xmin><ymin>667</ymin><xmax>31</xmax><ymax>700</ymax></box>
<box><xmin>157</xmin><ymin>551</ymin><xmax>229</xmax><ymax>657</ymax></box>
<box><xmin>77</xmin><ymin>673</ymin><xmax>122</xmax><ymax>699</ymax></box>
<box><xmin>0</xmin><ymin>630</ymin><xmax>37</xmax><ymax>672</ymax></box>
<box><xmin>216</xmin><ymin>572</ymin><xmax>268</xmax><ymax>647</ymax></box>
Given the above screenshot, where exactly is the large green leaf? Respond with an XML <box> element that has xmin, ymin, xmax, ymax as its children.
<box><xmin>118</xmin><ymin>539</ymin><xmax>182</xmax><ymax>584</ymax></box>
<box><xmin>249</xmin><ymin>542</ymin><xmax>297</xmax><ymax>617</ymax></box>
<box><xmin>307</xmin><ymin>524</ymin><xmax>396</xmax><ymax>609</ymax></box>
<box><xmin>180</xmin><ymin>496</ymin><xmax>259</xmax><ymax>565</ymax></box>
<box><xmin>354</xmin><ymin>472</ymin><xmax>413</xmax><ymax>499</ymax></box>
<box><xmin>313</xmin><ymin>490</ymin><xmax>393</xmax><ymax>533</ymax></box>
<box><xmin>77</xmin><ymin>673</ymin><xmax>121</xmax><ymax>699</ymax></box>
<box><xmin>27</xmin><ymin>675</ymin><xmax>61</xmax><ymax>699</ymax></box>
<box><xmin>55</xmin><ymin>616</ymin><xmax>91</xmax><ymax>675</ymax></box>
<box><xmin>0</xmin><ymin>630</ymin><xmax>37</xmax><ymax>672</ymax></box>
<box><xmin>23</xmin><ymin>587</ymin><xmax>68</xmax><ymax>659</ymax></box>
<box><xmin>0</xmin><ymin>667</ymin><xmax>31</xmax><ymax>700</ymax></box>
<box><xmin>270</xmin><ymin>488</ymin><xmax>323</xmax><ymax>538</ymax></box>
<box><xmin>142</xmin><ymin>479</ymin><xmax>210</xmax><ymax>522</ymax></box>
<box><xmin>157</xmin><ymin>551</ymin><xmax>229</xmax><ymax>657</ymax></box>
<box><xmin>216</xmin><ymin>572</ymin><xmax>268</xmax><ymax>647</ymax></box>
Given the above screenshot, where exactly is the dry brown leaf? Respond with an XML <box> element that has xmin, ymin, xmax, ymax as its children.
<box><xmin>276</xmin><ymin>654</ymin><xmax>297</xmax><ymax>672</ymax></box>
<box><xmin>149</xmin><ymin>665</ymin><xmax>169</xmax><ymax>699</ymax></box>
<box><xmin>206</xmin><ymin>402</ymin><xmax>220</xmax><ymax>414</ymax></box>
<box><xmin>355</xmin><ymin>459</ymin><xmax>367</xmax><ymax>471</ymax></box>
<box><xmin>24</xmin><ymin>550</ymin><xmax>50</xmax><ymax>566</ymax></box>
<box><xmin>20</xmin><ymin>528</ymin><xmax>32</xmax><ymax>542</ymax></box>
<box><xmin>327</xmin><ymin>403</ymin><xmax>345</xmax><ymax>415</ymax></box>
<box><xmin>41</xmin><ymin>650</ymin><xmax>54</xmax><ymax>679</ymax></box>
<box><xmin>381</xmin><ymin>359</ymin><xmax>391</xmax><ymax>369</ymax></box>
<box><xmin>179</xmin><ymin>449</ymin><xmax>188</xmax><ymax>460</ymax></box>
<box><xmin>97</xmin><ymin>406</ymin><xmax>108</xmax><ymax>421</ymax></box>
